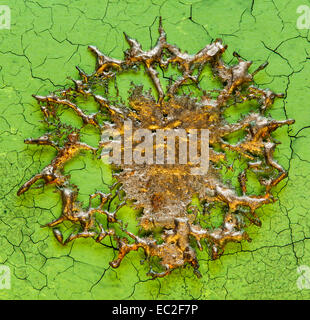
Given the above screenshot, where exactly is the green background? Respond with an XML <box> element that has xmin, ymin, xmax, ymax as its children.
<box><xmin>1</xmin><ymin>0</ymin><xmax>310</xmax><ymax>299</ymax></box>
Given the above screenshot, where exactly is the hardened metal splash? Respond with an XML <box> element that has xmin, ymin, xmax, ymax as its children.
<box><xmin>17</xmin><ymin>18</ymin><xmax>294</xmax><ymax>278</ymax></box>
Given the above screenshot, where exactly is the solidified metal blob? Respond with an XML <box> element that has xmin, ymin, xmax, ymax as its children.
<box><xmin>17</xmin><ymin>19</ymin><xmax>294</xmax><ymax>278</ymax></box>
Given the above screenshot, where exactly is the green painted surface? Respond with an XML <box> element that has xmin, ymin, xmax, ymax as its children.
<box><xmin>0</xmin><ymin>0</ymin><xmax>310</xmax><ymax>299</ymax></box>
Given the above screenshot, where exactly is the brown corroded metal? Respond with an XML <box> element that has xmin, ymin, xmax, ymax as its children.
<box><xmin>17</xmin><ymin>19</ymin><xmax>294</xmax><ymax>278</ymax></box>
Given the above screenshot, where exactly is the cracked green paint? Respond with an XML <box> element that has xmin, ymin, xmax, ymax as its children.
<box><xmin>0</xmin><ymin>0</ymin><xmax>310</xmax><ymax>300</ymax></box>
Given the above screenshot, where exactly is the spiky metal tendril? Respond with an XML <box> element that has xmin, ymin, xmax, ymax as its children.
<box><xmin>18</xmin><ymin>19</ymin><xmax>294</xmax><ymax>278</ymax></box>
